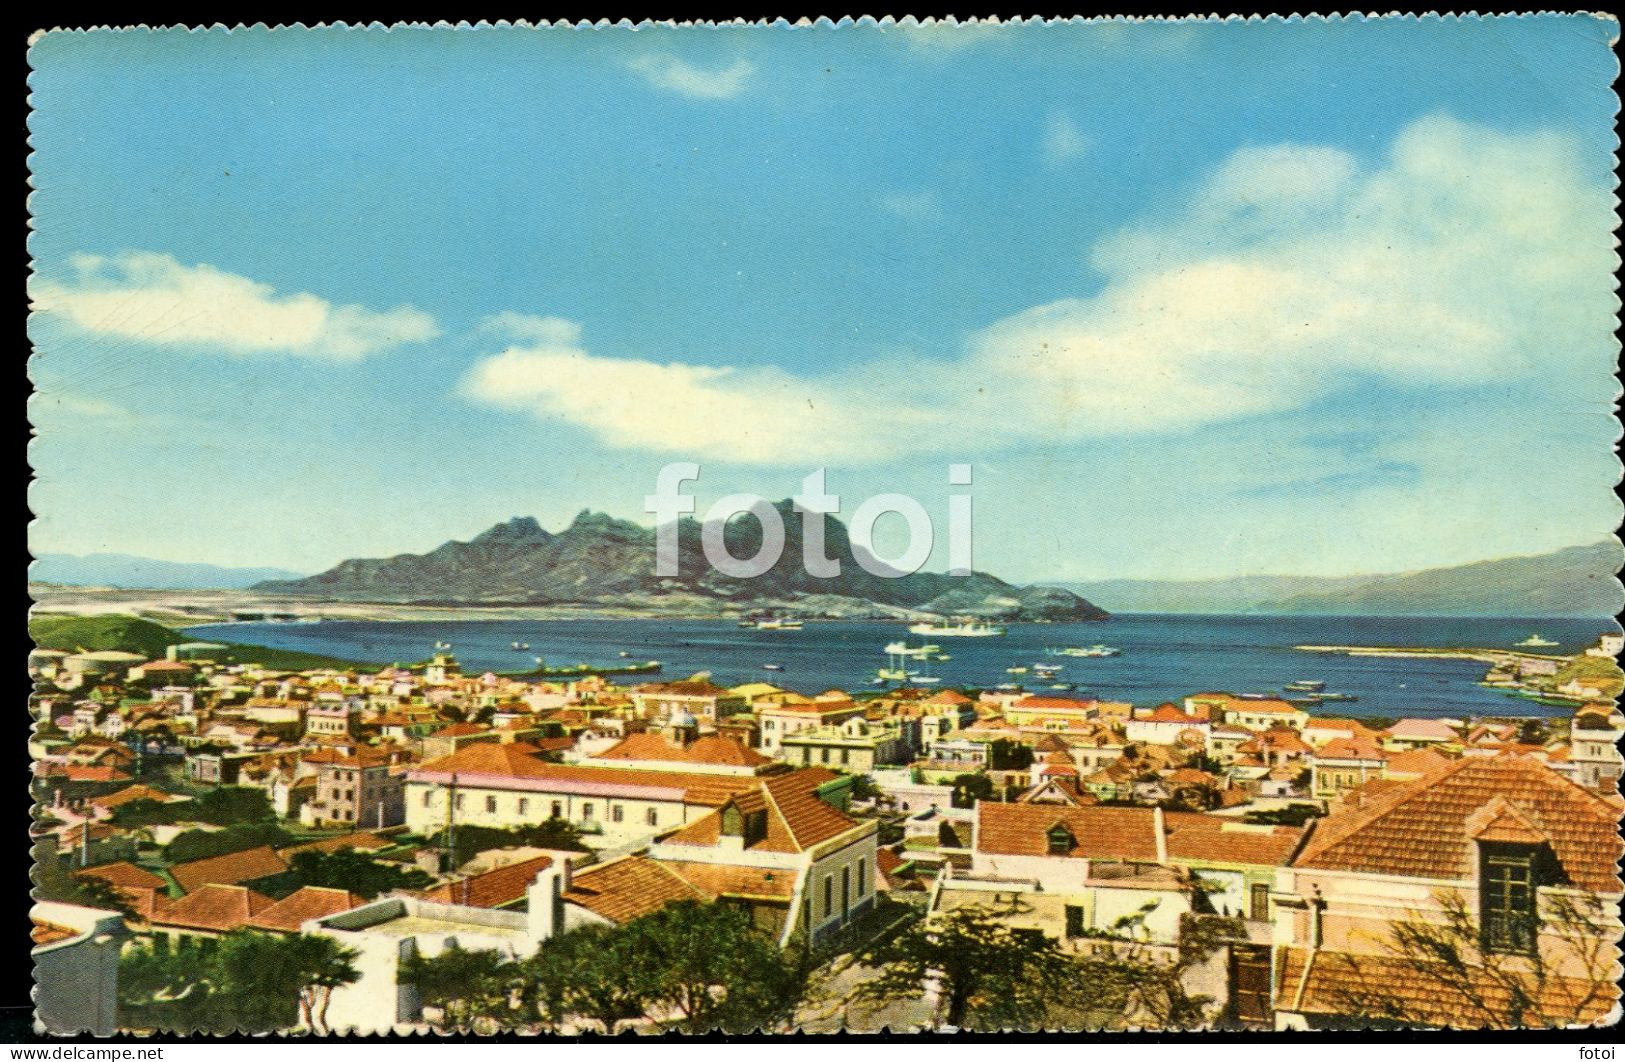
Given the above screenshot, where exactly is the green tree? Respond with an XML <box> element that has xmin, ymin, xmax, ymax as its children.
<box><xmin>988</xmin><ymin>739</ymin><xmax>1034</xmax><ymax>771</ymax></box>
<box><xmin>424</xmin><ymin>820</ymin><xmax>586</xmax><ymax>868</ymax></box>
<box><xmin>264</xmin><ymin>849</ymin><xmax>434</xmax><ymax>900</ymax></box>
<box><xmin>529</xmin><ymin>922</ymin><xmax>653</xmax><ymax>1034</ymax></box>
<box><xmin>164</xmin><ymin>821</ymin><xmax>292</xmax><ymax>863</ymax></box>
<box><xmin>1517</xmin><ymin>718</ymin><xmax>1550</xmax><ymax>746</ymax></box>
<box><xmin>194</xmin><ymin>786</ymin><xmax>276</xmax><ymax>825</ymax></box>
<box><xmin>623</xmin><ymin>900</ymin><xmax>803</xmax><ymax>1033</ymax></box>
<box><xmin>846</xmin><ymin>773</ymin><xmax>883</xmax><ymax>803</ymax></box>
<box><xmin>857</xmin><ymin>900</ymin><xmax>1084</xmax><ymax>1029</ymax></box>
<box><xmin>109</xmin><ymin>797</ymin><xmax>183</xmax><ymax>828</ymax></box>
<box><xmin>400</xmin><ymin>943</ymin><xmax>525</xmax><ymax>1032</ymax></box>
<box><xmin>949</xmin><ymin>773</ymin><xmax>994</xmax><ymax>809</ymax></box>
<box><xmin>118</xmin><ymin>930</ymin><xmax>359</xmax><ymax>1034</ymax></box>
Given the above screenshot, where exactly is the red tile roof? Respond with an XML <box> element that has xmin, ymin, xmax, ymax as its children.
<box><xmin>975</xmin><ymin>803</ymin><xmax>1161</xmax><ymax>861</ymax></box>
<box><xmin>246</xmin><ymin>886</ymin><xmax>363</xmax><ymax>932</ymax></box>
<box><xmin>1162</xmin><ymin>813</ymin><xmax>1306</xmax><ymax>866</ymax></box>
<box><xmin>88</xmin><ymin>785</ymin><xmax>184</xmax><ymax>814</ymax></box>
<box><xmin>410</xmin><ymin>743</ymin><xmax>769</xmax><ymax>806</ymax></box>
<box><xmin>595</xmin><ymin>732</ymin><xmax>770</xmax><ymax>769</ymax></box>
<box><xmin>150</xmin><ymin>884</ymin><xmax>275</xmax><ymax>933</ymax></box>
<box><xmin>659</xmin><ymin>770</ymin><xmax>861</xmax><ymax>855</ymax></box>
<box><xmin>1294</xmin><ymin>757</ymin><xmax>1622</xmax><ymax>893</ymax></box>
<box><xmin>75</xmin><ymin>861</ymin><xmax>166</xmax><ymax>892</ymax></box>
<box><xmin>563</xmin><ymin>856</ymin><xmax>708</xmax><ymax>924</ymax></box>
<box><xmin>421</xmin><ymin>855</ymin><xmax>553</xmax><ymax>909</ymax></box>
<box><xmin>169</xmin><ymin>845</ymin><xmax>289</xmax><ymax>894</ymax></box>
<box><xmin>1315</xmin><ymin>737</ymin><xmax>1388</xmax><ymax>762</ymax></box>
<box><xmin>277</xmin><ymin>831</ymin><xmax>394</xmax><ymax>858</ymax></box>
<box><xmin>1277</xmin><ymin>947</ymin><xmax>1617</xmax><ymax>1027</ymax></box>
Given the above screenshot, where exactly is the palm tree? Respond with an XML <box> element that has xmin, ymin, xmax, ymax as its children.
<box><xmin>286</xmin><ymin>934</ymin><xmax>361</xmax><ymax>1034</ymax></box>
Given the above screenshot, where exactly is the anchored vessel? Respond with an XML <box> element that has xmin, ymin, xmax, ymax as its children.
<box><xmin>908</xmin><ymin>619</ymin><xmax>1006</xmax><ymax>637</ymax></box>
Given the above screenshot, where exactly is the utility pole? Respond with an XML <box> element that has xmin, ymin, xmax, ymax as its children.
<box><xmin>443</xmin><ymin>771</ymin><xmax>458</xmax><ymax>872</ymax></box>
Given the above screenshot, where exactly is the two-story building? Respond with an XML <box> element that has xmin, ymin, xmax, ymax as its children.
<box><xmin>1272</xmin><ymin>756</ymin><xmax>1621</xmax><ymax>1029</ymax></box>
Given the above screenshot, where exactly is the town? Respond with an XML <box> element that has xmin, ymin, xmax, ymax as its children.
<box><xmin>29</xmin><ymin>624</ymin><xmax>1625</xmax><ymax>1034</ymax></box>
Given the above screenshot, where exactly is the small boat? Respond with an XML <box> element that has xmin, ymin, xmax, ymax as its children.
<box><xmin>884</xmin><ymin>641</ymin><xmax>941</xmax><ymax>658</ymax></box>
<box><xmin>1050</xmin><ymin>645</ymin><xmax>1120</xmax><ymax>658</ymax></box>
<box><xmin>1516</xmin><ymin>635</ymin><xmax>1559</xmax><ymax>648</ymax></box>
<box><xmin>434</xmin><ymin>641</ymin><xmax>452</xmax><ymax>650</ymax></box>
<box><xmin>762</xmin><ymin>663</ymin><xmax>785</xmax><ymax>671</ymax></box>
<box><xmin>995</xmin><ymin>682</ymin><xmax>1022</xmax><ymax>691</ymax></box>
<box><xmin>534</xmin><ymin>656</ymin><xmax>546</xmax><ymax>666</ymax></box>
<box><xmin>908</xmin><ymin>619</ymin><xmax>1005</xmax><ymax>637</ymax></box>
<box><xmin>912</xmin><ymin>676</ymin><xmax>943</xmax><ymax>685</ymax></box>
<box><xmin>1007</xmin><ymin>666</ymin><xmax>1029</xmax><ymax>675</ymax></box>
<box><xmin>876</xmin><ymin>667</ymin><xmax>909</xmax><ymax>682</ymax></box>
<box><xmin>512</xmin><ymin>641</ymin><xmax>530</xmax><ymax>651</ymax></box>
<box><xmin>755</xmin><ymin>619</ymin><xmax>803</xmax><ymax>631</ymax></box>
<box><xmin>1283</xmin><ymin>680</ymin><xmax>1327</xmax><ymax>693</ymax></box>
<box><xmin>1048</xmin><ymin>682</ymin><xmax>1075</xmax><ymax>690</ymax></box>
<box><xmin>1317</xmin><ymin>692</ymin><xmax>1359</xmax><ymax>702</ymax></box>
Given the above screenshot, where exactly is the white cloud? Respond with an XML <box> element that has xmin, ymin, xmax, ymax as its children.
<box><xmin>1043</xmin><ymin>111</ymin><xmax>1089</xmax><ymax>165</ymax></box>
<box><xmin>625</xmin><ymin>55</ymin><xmax>755</xmax><ymax>100</ymax></box>
<box><xmin>31</xmin><ymin>252</ymin><xmax>439</xmax><ymax>362</ymax></box>
<box><xmin>480</xmin><ymin>312</ymin><xmax>583</xmax><ymax>345</ymax></box>
<box><xmin>463</xmin><ymin>115</ymin><xmax>1615</xmax><ymax>466</ymax></box>
<box><xmin>878</xmin><ymin>189</ymin><xmax>944</xmax><ymax>224</ymax></box>
<box><xmin>461</xmin><ymin>336</ymin><xmax>934</xmax><ymax>464</ymax></box>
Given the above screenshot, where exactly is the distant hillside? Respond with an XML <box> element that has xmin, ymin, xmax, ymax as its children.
<box><xmin>1063</xmin><ymin>542</ymin><xmax>1621</xmax><ymax>617</ymax></box>
<box><xmin>28</xmin><ymin>613</ymin><xmax>363</xmax><ymax>670</ymax></box>
<box><xmin>30</xmin><ymin>553</ymin><xmax>305</xmax><ymax>590</ymax></box>
<box><xmin>257</xmin><ymin>504</ymin><xmax>1108</xmax><ymax>622</ymax></box>
<box><xmin>29</xmin><ymin>614</ymin><xmax>184</xmax><ymax>657</ymax></box>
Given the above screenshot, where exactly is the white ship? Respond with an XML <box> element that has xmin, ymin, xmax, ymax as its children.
<box><xmin>1049</xmin><ymin>644</ymin><xmax>1120</xmax><ymax>658</ymax></box>
<box><xmin>755</xmin><ymin>619</ymin><xmax>804</xmax><ymax>631</ymax></box>
<box><xmin>908</xmin><ymin>619</ymin><xmax>1005</xmax><ymax>637</ymax></box>
<box><xmin>1516</xmin><ymin>634</ymin><xmax>1559</xmax><ymax>648</ymax></box>
<box><xmin>884</xmin><ymin>641</ymin><xmax>942</xmax><ymax>658</ymax></box>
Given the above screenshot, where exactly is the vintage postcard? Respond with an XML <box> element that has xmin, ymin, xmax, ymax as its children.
<box><xmin>25</xmin><ymin>16</ymin><xmax>1623</xmax><ymax>1041</ymax></box>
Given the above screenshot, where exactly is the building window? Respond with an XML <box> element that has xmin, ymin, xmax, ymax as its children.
<box><xmin>454</xmin><ymin>793</ymin><xmax>465</xmax><ymax>810</ymax></box>
<box><xmin>1064</xmin><ymin>905</ymin><xmax>1085</xmax><ymax>938</ymax></box>
<box><xmin>840</xmin><ymin>749</ymin><xmax>850</xmax><ymax>766</ymax></box>
<box><xmin>551</xmin><ymin>801</ymin><xmax>562</xmax><ymax>819</ymax></box>
<box><xmin>646</xmin><ymin>808</ymin><xmax>659</xmax><ymax>826</ymax></box>
<box><xmin>612</xmin><ymin>804</ymin><xmax>624</xmax><ymax>823</ymax></box>
<box><xmin>857</xmin><ymin>859</ymin><xmax>867</xmax><ymax>896</ymax></box>
<box><xmin>517</xmin><ymin>798</ymin><xmax>529</xmax><ymax>816</ymax></box>
<box><xmin>1046</xmin><ymin>823</ymin><xmax>1075</xmax><ymax>856</ymax></box>
<box><xmin>485</xmin><ymin>795</ymin><xmax>497</xmax><ymax>814</ymax></box>
<box><xmin>423</xmin><ymin>790</ymin><xmax>433</xmax><ymax>807</ymax></box>
<box><xmin>764</xmin><ymin>720</ymin><xmax>775</xmax><ymax>731</ymax></box>
<box><xmin>1249</xmin><ymin>883</ymin><xmax>1270</xmax><ymax>922</ymax></box>
<box><xmin>841</xmin><ymin>866</ymin><xmax>851</xmax><ymax>916</ymax></box>
<box><xmin>582</xmin><ymin>803</ymin><xmax>595</xmax><ymax>820</ymax></box>
<box><xmin>824</xmin><ymin>875</ymin><xmax>833</xmax><ymax>918</ymax></box>
<box><xmin>1481</xmin><ymin>845</ymin><xmax>1538</xmax><ymax>955</ymax></box>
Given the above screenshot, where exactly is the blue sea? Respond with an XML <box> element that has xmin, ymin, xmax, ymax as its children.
<box><xmin>181</xmin><ymin>614</ymin><xmax>1614</xmax><ymax>721</ymax></box>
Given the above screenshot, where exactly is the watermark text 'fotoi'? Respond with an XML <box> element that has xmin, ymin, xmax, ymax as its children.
<box><xmin>644</xmin><ymin>464</ymin><xmax>975</xmax><ymax>579</ymax></box>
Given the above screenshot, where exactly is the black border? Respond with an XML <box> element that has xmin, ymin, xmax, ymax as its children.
<box><xmin>17</xmin><ymin>8</ymin><xmax>1623</xmax><ymax>1046</ymax></box>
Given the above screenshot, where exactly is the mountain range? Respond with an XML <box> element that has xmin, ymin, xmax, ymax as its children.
<box><xmin>1063</xmin><ymin>541</ymin><xmax>1621</xmax><ymax>617</ymax></box>
<box><xmin>253</xmin><ymin>503</ymin><xmax>1110</xmax><ymax>621</ymax></box>
<box><xmin>29</xmin><ymin>553</ymin><xmax>305</xmax><ymax>591</ymax></box>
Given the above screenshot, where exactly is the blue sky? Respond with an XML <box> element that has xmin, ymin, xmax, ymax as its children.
<box><xmin>27</xmin><ymin>17</ymin><xmax>1621</xmax><ymax>583</ymax></box>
